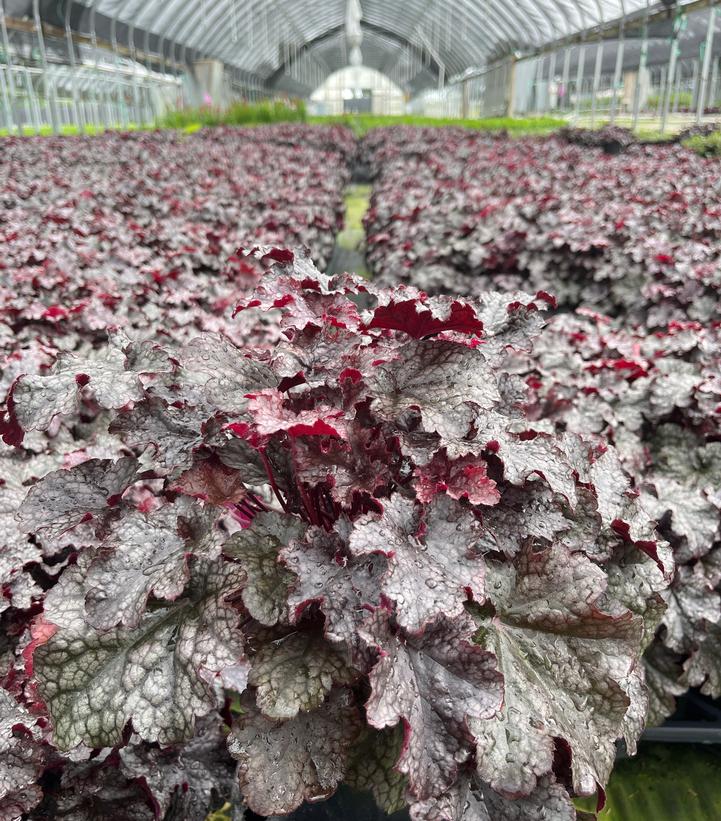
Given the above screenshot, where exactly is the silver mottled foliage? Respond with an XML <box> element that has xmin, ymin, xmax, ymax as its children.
<box><xmin>369</xmin><ymin>340</ymin><xmax>500</xmax><ymax>445</ymax></box>
<box><xmin>410</xmin><ymin>773</ymin><xmax>576</xmax><ymax>821</ymax></box>
<box><xmin>0</xmin><ymin>690</ymin><xmax>45</xmax><ymax>820</ymax></box>
<box><xmin>228</xmin><ymin>688</ymin><xmax>361</xmax><ymax>816</ymax></box>
<box><xmin>34</xmin><ymin>557</ymin><xmax>247</xmax><ymax>749</ymax></box>
<box><xmin>365</xmin><ymin>612</ymin><xmax>502</xmax><ymax>799</ymax></box>
<box><xmin>349</xmin><ymin>495</ymin><xmax>485</xmax><ymax>632</ymax></box>
<box><xmin>17</xmin><ymin>457</ymin><xmax>138</xmax><ymax>539</ymax></box>
<box><xmin>281</xmin><ymin>526</ymin><xmax>387</xmax><ymax>646</ymax></box>
<box><xmin>249</xmin><ymin>631</ymin><xmax>354</xmax><ymax>719</ymax></box>
<box><xmin>12</xmin><ymin>343</ymin><xmax>167</xmax><ymax>432</ymax></box>
<box><xmin>223</xmin><ymin>511</ymin><xmax>305</xmax><ymax>626</ymax></box>
<box><xmin>472</xmin><ymin>543</ymin><xmax>642</xmax><ymax>797</ymax></box>
<box><xmin>83</xmin><ymin>501</ymin><xmax>213</xmax><ymax>629</ymax></box>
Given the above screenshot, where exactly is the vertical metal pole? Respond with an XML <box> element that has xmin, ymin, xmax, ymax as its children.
<box><xmin>591</xmin><ymin>40</ymin><xmax>604</xmax><ymax>126</ymax></box>
<box><xmin>690</xmin><ymin>58</ymin><xmax>700</xmax><ymax>109</ymax></box>
<box><xmin>697</xmin><ymin>4</ymin><xmax>717</xmax><ymax>122</ymax></box>
<box><xmin>0</xmin><ymin>0</ymin><xmax>15</xmax><ymax>132</ymax></box>
<box><xmin>547</xmin><ymin>49</ymin><xmax>557</xmax><ymax>111</ymax></box>
<box><xmin>128</xmin><ymin>23</ymin><xmax>141</xmax><ymax>125</ymax></box>
<box><xmin>661</xmin><ymin>50</ymin><xmax>678</xmax><ymax>134</ymax></box>
<box><xmin>0</xmin><ymin>64</ymin><xmax>12</xmax><ymax>131</ymax></box>
<box><xmin>610</xmin><ymin>24</ymin><xmax>625</xmax><ymax>123</ymax></box>
<box><xmin>710</xmin><ymin>56</ymin><xmax>720</xmax><ymax>110</ymax></box>
<box><xmin>661</xmin><ymin>18</ymin><xmax>680</xmax><ymax>134</ymax></box>
<box><xmin>90</xmin><ymin>1</ymin><xmax>107</xmax><ymax>129</ymax></box>
<box><xmin>657</xmin><ymin>66</ymin><xmax>667</xmax><ymax>118</ymax></box>
<box><xmin>534</xmin><ymin>54</ymin><xmax>544</xmax><ymax>114</ymax></box>
<box><xmin>33</xmin><ymin>0</ymin><xmax>59</xmax><ymax>132</ymax></box>
<box><xmin>673</xmin><ymin>60</ymin><xmax>683</xmax><ymax>113</ymax></box>
<box><xmin>143</xmin><ymin>27</ymin><xmax>155</xmax><ymax>123</ymax></box>
<box><xmin>25</xmin><ymin>67</ymin><xmax>41</xmax><ymax>131</ymax></box>
<box><xmin>506</xmin><ymin>55</ymin><xmax>517</xmax><ymax>117</ymax></box>
<box><xmin>0</xmin><ymin>0</ymin><xmax>16</xmax><ymax>102</ymax></box>
<box><xmin>574</xmin><ymin>42</ymin><xmax>586</xmax><ymax>119</ymax></box>
<box><xmin>561</xmin><ymin>46</ymin><xmax>571</xmax><ymax>111</ymax></box>
<box><xmin>110</xmin><ymin>14</ymin><xmax>126</xmax><ymax>127</ymax></box>
<box><xmin>64</xmin><ymin>0</ymin><xmax>82</xmax><ymax>129</ymax></box>
<box><xmin>632</xmin><ymin>13</ymin><xmax>649</xmax><ymax>130</ymax></box>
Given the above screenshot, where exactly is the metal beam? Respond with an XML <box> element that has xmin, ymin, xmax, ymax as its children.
<box><xmin>696</xmin><ymin>3</ymin><xmax>717</xmax><ymax>120</ymax></box>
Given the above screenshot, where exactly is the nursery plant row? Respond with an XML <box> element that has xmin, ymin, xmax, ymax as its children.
<box><xmin>0</xmin><ymin>124</ymin><xmax>719</xmax><ymax>821</ymax></box>
<box><xmin>363</xmin><ymin>126</ymin><xmax>721</xmax><ymax>328</ymax></box>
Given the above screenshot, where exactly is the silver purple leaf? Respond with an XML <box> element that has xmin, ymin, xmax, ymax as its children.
<box><xmin>409</xmin><ymin>773</ymin><xmax>576</xmax><ymax>821</ymax></box>
<box><xmin>349</xmin><ymin>495</ymin><xmax>485</xmax><ymax>633</ymax></box>
<box><xmin>33</xmin><ymin>557</ymin><xmax>247</xmax><ymax>749</ymax></box>
<box><xmin>12</xmin><ymin>344</ymin><xmax>163</xmax><ymax>433</ymax></box>
<box><xmin>281</xmin><ymin>526</ymin><xmax>386</xmax><ymax>646</ymax></box>
<box><xmin>364</xmin><ymin>612</ymin><xmax>502</xmax><ymax>800</ymax></box>
<box><xmin>83</xmin><ymin>500</ymin><xmax>219</xmax><ymax>630</ymax></box>
<box><xmin>223</xmin><ymin>511</ymin><xmax>306</xmax><ymax>626</ymax></box>
<box><xmin>0</xmin><ymin>690</ymin><xmax>45</xmax><ymax>821</ymax></box>
<box><xmin>368</xmin><ymin>340</ymin><xmax>500</xmax><ymax>445</ymax></box>
<box><xmin>249</xmin><ymin>631</ymin><xmax>355</xmax><ymax>719</ymax></box>
<box><xmin>17</xmin><ymin>457</ymin><xmax>138</xmax><ymax>539</ymax></box>
<box><xmin>228</xmin><ymin>688</ymin><xmax>361</xmax><ymax>816</ymax></box>
<box><xmin>180</xmin><ymin>334</ymin><xmax>276</xmax><ymax>415</ymax></box>
<box><xmin>471</xmin><ymin>543</ymin><xmax>644</xmax><ymax>798</ymax></box>
<box><xmin>119</xmin><ymin>716</ymin><xmax>236</xmax><ymax>820</ymax></box>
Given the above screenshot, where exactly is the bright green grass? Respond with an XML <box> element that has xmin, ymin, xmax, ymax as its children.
<box><xmin>308</xmin><ymin>113</ymin><xmax>565</xmax><ymax>137</ymax></box>
<box><xmin>0</xmin><ymin>122</ymin><xmax>148</xmax><ymax>137</ymax></box>
<box><xmin>683</xmin><ymin>129</ymin><xmax>721</xmax><ymax>157</ymax></box>
<box><xmin>158</xmin><ymin>99</ymin><xmax>307</xmax><ymax>129</ymax></box>
<box><xmin>1</xmin><ymin>109</ymin><xmax>564</xmax><ymax>139</ymax></box>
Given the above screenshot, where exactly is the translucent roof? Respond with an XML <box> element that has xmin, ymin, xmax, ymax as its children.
<box><xmin>16</xmin><ymin>0</ymin><xmax>660</xmax><ymax>90</ymax></box>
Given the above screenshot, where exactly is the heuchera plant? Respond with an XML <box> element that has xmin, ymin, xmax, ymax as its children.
<box><xmin>525</xmin><ymin>312</ymin><xmax>721</xmax><ymax>725</ymax></box>
<box><xmin>1</xmin><ymin>249</ymin><xmax>670</xmax><ymax>820</ymax></box>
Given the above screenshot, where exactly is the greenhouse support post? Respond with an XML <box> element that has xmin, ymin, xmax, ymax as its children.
<box><xmin>661</xmin><ymin>8</ymin><xmax>682</xmax><ymax>134</ymax></box>
<box><xmin>609</xmin><ymin>22</ymin><xmax>625</xmax><ymax>123</ymax></box>
<box><xmin>590</xmin><ymin>39</ymin><xmax>603</xmax><ymax>126</ymax></box>
<box><xmin>0</xmin><ymin>0</ymin><xmax>15</xmax><ymax>132</ymax></box>
<box><xmin>561</xmin><ymin>46</ymin><xmax>571</xmax><ymax>111</ymax></box>
<box><xmin>0</xmin><ymin>0</ymin><xmax>16</xmax><ymax>99</ymax></box>
<box><xmin>534</xmin><ymin>53</ymin><xmax>544</xmax><ymax>113</ymax></box>
<box><xmin>690</xmin><ymin>58</ymin><xmax>699</xmax><ymax>108</ymax></box>
<box><xmin>697</xmin><ymin>4</ymin><xmax>717</xmax><ymax>122</ymax></box>
<box><xmin>710</xmin><ymin>56</ymin><xmax>720</xmax><ymax>108</ymax></box>
<box><xmin>33</xmin><ymin>0</ymin><xmax>59</xmax><ymax>133</ymax></box>
<box><xmin>632</xmin><ymin>12</ymin><xmax>649</xmax><ymax>129</ymax></box>
<box><xmin>574</xmin><ymin>42</ymin><xmax>586</xmax><ymax>118</ymax></box>
<box><xmin>64</xmin><ymin>0</ymin><xmax>82</xmax><ymax>129</ymax></box>
<box><xmin>0</xmin><ymin>62</ymin><xmax>12</xmax><ymax>131</ymax></box>
<box><xmin>672</xmin><ymin>55</ymin><xmax>683</xmax><ymax>113</ymax></box>
<box><xmin>547</xmin><ymin>49</ymin><xmax>557</xmax><ymax>111</ymax></box>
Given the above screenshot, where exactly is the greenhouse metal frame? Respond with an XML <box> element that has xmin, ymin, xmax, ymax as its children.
<box><xmin>1</xmin><ymin>0</ymin><xmax>721</xmax><ymax>131</ymax></box>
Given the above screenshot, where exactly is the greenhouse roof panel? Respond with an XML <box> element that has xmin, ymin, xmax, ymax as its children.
<box><xmin>13</xmin><ymin>0</ymin><xmax>674</xmax><ymax>89</ymax></box>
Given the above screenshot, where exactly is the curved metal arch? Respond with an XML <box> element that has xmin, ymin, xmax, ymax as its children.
<box><xmin>305</xmin><ymin>26</ymin><xmax>447</xmax><ymax>86</ymax></box>
<box><xmin>52</xmin><ymin>0</ymin><xmax>657</xmax><ymax>93</ymax></box>
<box><xmin>201</xmin><ymin>1</ymin><xmax>341</xmax><ymax>73</ymax></box>
<box><xmin>267</xmin><ymin>21</ymin><xmax>448</xmax><ymax>86</ymax></box>
<box><xmin>415</xmin><ymin>0</ymin><xmax>530</xmax><ymax>59</ymax></box>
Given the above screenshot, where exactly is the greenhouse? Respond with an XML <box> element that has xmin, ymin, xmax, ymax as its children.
<box><xmin>1</xmin><ymin>1</ymin><xmax>721</xmax><ymax>820</ymax></box>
